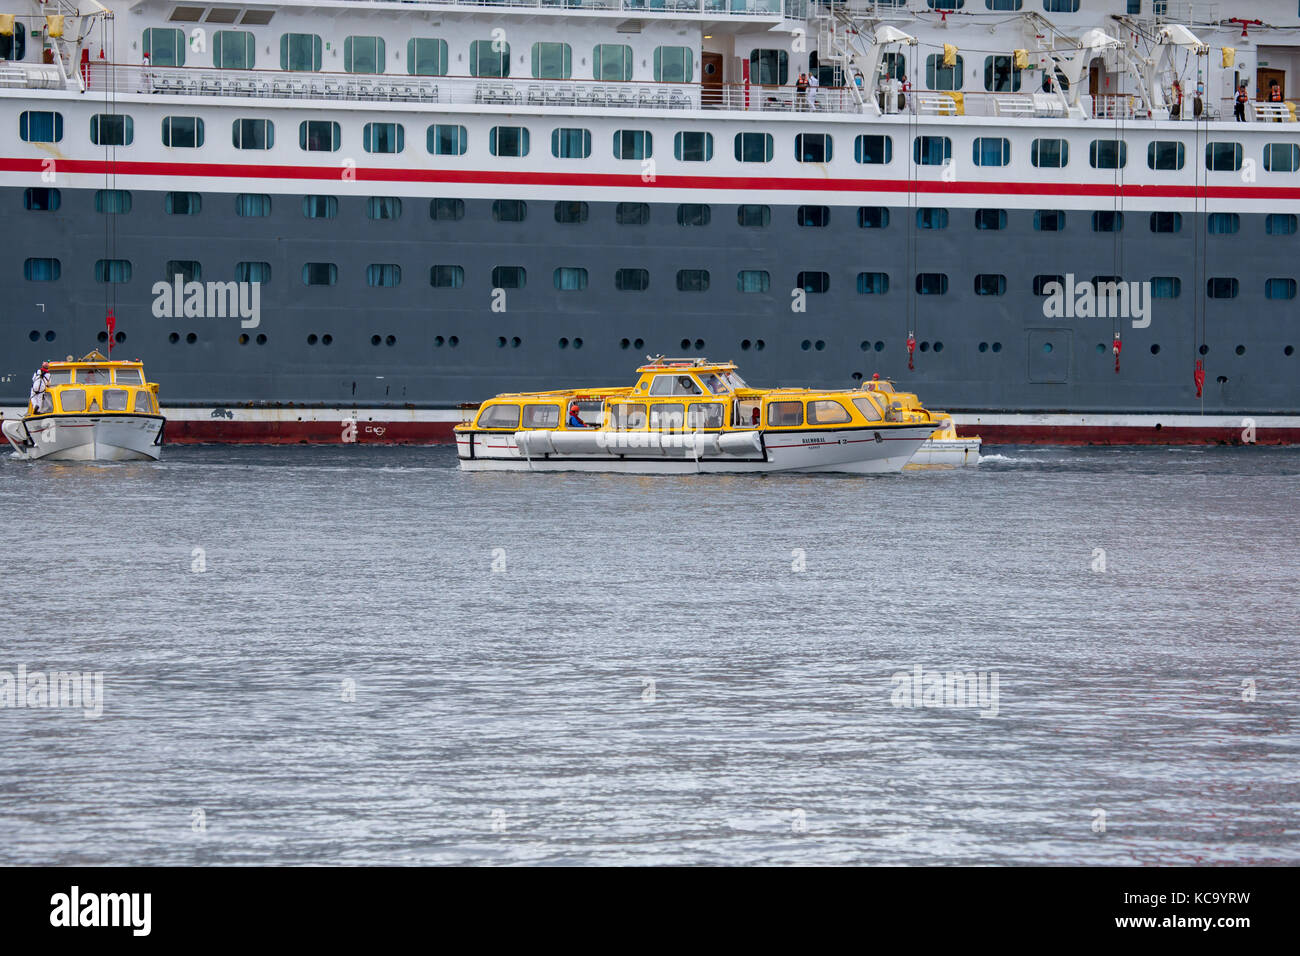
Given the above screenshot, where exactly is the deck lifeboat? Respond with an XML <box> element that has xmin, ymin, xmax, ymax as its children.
<box><xmin>858</xmin><ymin>377</ymin><xmax>981</xmax><ymax>467</ymax></box>
<box><xmin>454</xmin><ymin>358</ymin><xmax>941</xmax><ymax>474</ymax></box>
<box><xmin>2</xmin><ymin>352</ymin><xmax>165</xmax><ymax>461</ymax></box>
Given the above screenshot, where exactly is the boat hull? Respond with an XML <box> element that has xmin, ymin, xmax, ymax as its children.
<box><xmin>3</xmin><ymin>415</ymin><xmax>164</xmax><ymax>462</ymax></box>
<box><xmin>456</xmin><ymin>424</ymin><xmax>935</xmax><ymax>474</ymax></box>
<box><xmin>909</xmin><ymin>438</ymin><xmax>983</xmax><ymax>467</ymax></box>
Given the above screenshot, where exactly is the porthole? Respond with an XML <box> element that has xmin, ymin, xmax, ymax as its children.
<box><xmin>742</xmin><ymin>339</ymin><xmax>752</xmax><ymax>350</ymax></box>
<box><xmin>574</xmin><ymin>337</ymin><xmax>584</xmax><ymax>349</ymax></box>
<box><xmin>385</xmin><ymin>335</ymin><xmax>396</xmax><ymax>346</ymax></box>
<box><xmin>498</xmin><ymin>336</ymin><xmax>508</xmax><ymax>348</ymax></box>
<box><xmin>1235</xmin><ymin>345</ymin><xmax>1245</xmax><ymax>355</ymax></box>
<box><xmin>1041</xmin><ymin>342</ymin><xmax>1052</xmax><ymax>354</ymax></box>
<box><xmin>992</xmin><ymin>342</ymin><xmax>1002</xmax><ymax>353</ymax></box>
<box><xmin>1150</xmin><ymin>344</ymin><xmax>1160</xmax><ymax>354</ymax></box>
<box><xmin>29</xmin><ymin>330</ymin><xmax>40</xmax><ymax>341</ymax></box>
<box><xmin>308</xmin><ymin>334</ymin><xmax>318</xmax><ymax>345</ymax></box>
<box><xmin>933</xmin><ymin>342</ymin><xmax>944</xmax><ymax>353</ymax></box>
<box><xmin>115</xmin><ymin>332</ymin><xmax>125</xmax><ymax>343</ymax></box>
<box><xmin>44</xmin><ymin>331</ymin><xmax>55</xmax><ymax>342</ymax></box>
<box><xmin>800</xmin><ymin>340</ymin><xmax>811</xmax><ymax>351</ymax></box>
<box><xmin>449</xmin><ymin>336</ymin><xmax>459</xmax><ymax>347</ymax></box>
<box><xmin>97</xmin><ymin>331</ymin><xmax>108</xmax><ymax>343</ymax></box>
<box><xmin>186</xmin><ymin>332</ymin><xmax>197</xmax><ymax>344</ymax></box>
<box><xmin>1217</xmin><ymin>375</ymin><xmax>1228</xmax><ymax>384</ymax></box>
<box><xmin>755</xmin><ymin>339</ymin><xmax>766</xmax><ymax>351</ymax></box>
<box><xmin>511</xmin><ymin>337</ymin><xmax>520</xmax><ymax>348</ymax></box>
<box><xmin>852</xmin><ymin>372</ymin><xmax>863</xmax><ymax>381</ymax></box>
<box><xmin>872</xmin><ymin>341</ymin><xmax>882</xmax><ymax>352</ymax></box>
<box><xmin>1198</xmin><ymin>344</ymin><xmax>1208</xmax><ymax>355</ymax></box>
<box><xmin>633</xmin><ymin>338</ymin><xmax>644</xmax><ymax>349</ymax></box>
<box><xmin>238</xmin><ymin>333</ymin><xmax>249</xmax><ymax>345</ymax></box>
<box><xmin>1095</xmin><ymin>343</ymin><xmax>1104</xmax><ymax>354</ymax></box>
<box><xmin>694</xmin><ymin>339</ymin><xmax>704</xmax><ymax>350</ymax></box>
<box><xmin>680</xmin><ymin>338</ymin><xmax>690</xmax><ymax>350</ymax></box>
<box><xmin>371</xmin><ymin>334</ymin><xmax>382</xmax><ymax>345</ymax></box>
<box><xmin>434</xmin><ymin>336</ymin><xmax>445</xmax><ymax>347</ymax></box>
<box><xmin>920</xmin><ymin>341</ymin><xmax>931</xmax><ymax>353</ymax></box>
<box><xmin>559</xmin><ymin>337</ymin><xmax>569</xmax><ymax>348</ymax></box>
<box><xmin>859</xmin><ymin>341</ymin><xmax>870</xmax><ymax>352</ymax></box>
<box><xmin>169</xmin><ymin>332</ymin><xmax>180</xmax><ymax>344</ymax></box>
<box><xmin>322</xmin><ymin>334</ymin><xmax>333</xmax><ymax>345</ymax></box>
<box><xmin>814</xmin><ymin>340</ymin><xmax>825</xmax><ymax>351</ymax></box>
<box><xmin>257</xmin><ymin>333</ymin><xmax>267</xmax><ymax>345</ymax></box>
<box><xmin>1285</xmin><ymin>345</ymin><xmax>1294</xmax><ymax>356</ymax></box>
<box><xmin>980</xmin><ymin>342</ymin><xmax>989</xmax><ymax>353</ymax></box>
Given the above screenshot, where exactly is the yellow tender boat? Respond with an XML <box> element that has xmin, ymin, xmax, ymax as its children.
<box><xmin>2</xmin><ymin>352</ymin><xmax>165</xmax><ymax>462</ymax></box>
<box><xmin>859</xmin><ymin>377</ymin><xmax>982</xmax><ymax>467</ymax></box>
<box><xmin>455</xmin><ymin>359</ymin><xmax>941</xmax><ymax>474</ymax></box>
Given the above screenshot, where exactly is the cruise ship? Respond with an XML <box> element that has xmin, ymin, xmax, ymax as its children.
<box><xmin>3</xmin><ymin>0</ymin><xmax>1299</xmax><ymax>444</ymax></box>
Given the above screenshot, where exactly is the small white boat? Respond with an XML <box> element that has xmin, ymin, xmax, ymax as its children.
<box><xmin>3</xmin><ymin>352</ymin><xmax>164</xmax><ymax>462</ymax></box>
<box><xmin>456</xmin><ymin>358</ymin><xmax>942</xmax><ymax>475</ymax></box>
<box><xmin>911</xmin><ymin>417</ymin><xmax>982</xmax><ymax>467</ymax></box>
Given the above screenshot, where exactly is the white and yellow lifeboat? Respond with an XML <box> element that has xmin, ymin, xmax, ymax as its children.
<box><xmin>858</xmin><ymin>377</ymin><xmax>981</xmax><ymax>467</ymax></box>
<box><xmin>2</xmin><ymin>352</ymin><xmax>165</xmax><ymax>462</ymax></box>
<box><xmin>455</xmin><ymin>358</ymin><xmax>941</xmax><ymax>474</ymax></box>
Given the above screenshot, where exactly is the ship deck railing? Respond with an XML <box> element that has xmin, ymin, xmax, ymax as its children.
<box><xmin>297</xmin><ymin>0</ymin><xmax>787</xmax><ymax>14</ymax></box>
<box><xmin>60</xmin><ymin>63</ymin><xmax>1293</xmax><ymax>125</ymax></box>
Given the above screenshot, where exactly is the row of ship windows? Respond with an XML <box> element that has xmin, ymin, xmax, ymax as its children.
<box><xmin>22</xmin><ymin>189</ymin><xmax>1300</xmax><ymax>237</ymax></box>
<box><xmin>19</xmin><ymin>111</ymin><xmax>1300</xmax><ymax>174</ymax></box>
<box><xmin>25</xmin><ymin>330</ymin><xmax>1291</xmax><ymax>367</ymax></box>
<box><xmin>21</xmin><ymin>259</ymin><xmax>1296</xmax><ymax>300</ymax></box>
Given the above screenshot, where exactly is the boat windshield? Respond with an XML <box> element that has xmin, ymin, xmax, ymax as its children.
<box><xmin>701</xmin><ymin>373</ymin><xmax>731</xmax><ymax>395</ymax></box>
<box><xmin>49</xmin><ymin>369</ymin><xmax>72</xmax><ymax>385</ymax></box>
<box><xmin>114</xmin><ymin>368</ymin><xmax>144</xmax><ymax>385</ymax></box>
<box><xmin>717</xmin><ymin>370</ymin><xmax>747</xmax><ymax>389</ymax></box>
<box><xmin>77</xmin><ymin>368</ymin><xmax>111</xmax><ymax>385</ymax></box>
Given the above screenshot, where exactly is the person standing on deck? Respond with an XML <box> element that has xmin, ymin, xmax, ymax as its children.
<box><xmin>807</xmin><ymin>70</ymin><xmax>819</xmax><ymax>111</ymax></box>
<box><xmin>1235</xmin><ymin>82</ymin><xmax>1249</xmax><ymax>121</ymax></box>
<box><xmin>795</xmin><ymin>73</ymin><xmax>808</xmax><ymax>111</ymax></box>
<box><xmin>29</xmin><ymin>363</ymin><xmax>51</xmax><ymax>414</ymax></box>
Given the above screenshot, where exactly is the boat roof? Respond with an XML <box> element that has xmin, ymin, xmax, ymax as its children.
<box><xmin>45</xmin><ymin>351</ymin><xmax>143</xmax><ymax>369</ymax></box>
<box><xmin>635</xmin><ymin>357</ymin><xmax>737</xmax><ymax>374</ymax></box>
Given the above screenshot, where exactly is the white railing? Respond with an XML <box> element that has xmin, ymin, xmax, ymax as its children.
<box><xmin>315</xmin><ymin>0</ymin><xmax>785</xmax><ymax>14</ymax></box>
<box><xmin>85</xmin><ymin>63</ymin><xmax>703</xmax><ymax>110</ymax></box>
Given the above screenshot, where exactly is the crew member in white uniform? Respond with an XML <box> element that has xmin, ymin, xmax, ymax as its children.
<box><xmin>30</xmin><ymin>363</ymin><xmax>51</xmax><ymax>414</ymax></box>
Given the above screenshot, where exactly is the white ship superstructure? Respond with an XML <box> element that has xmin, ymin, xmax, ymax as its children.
<box><xmin>2</xmin><ymin>0</ymin><xmax>1299</xmax><ymax>443</ymax></box>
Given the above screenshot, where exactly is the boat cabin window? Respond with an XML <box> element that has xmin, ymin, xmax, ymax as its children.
<box><xmin>649</xmin><ymin>403</ymin><xmax>685</xmax><ymax>431</ymax></box>
<box><xmin>77</xmin><ymin>367</ymin><xmax>111</xmax><ymax>385</ymax></box>
<box><xmin>852</xmin><ymin>396</ymin><xmax>885</xmax><ymax>422</ymax></box>
<box><xmin>59</xmin><ymin>389</ymin><xmax>87</xmax><ymax>412</ymax></box>
<box><xmin>521</xmin><ymin>404</ymin><xmax>559</xmax><ymax>428</ymax></box>
<box><xmin>767</xmin><ymin>401</ymin><xmax>804</xmax><ymax>427</ymax></box>
<box><xmin>608</xmin><ymin>403</ymin><xmax>646</xmax><ymax>430</ymax></box>
<box><xmin>49</xmin><ymin>369</ymin><xmax>72</xmax><ymax>385</ymax></box>
<box><xmin>808</xmin><ymin>400</ymin><xmax>852</xmax><ymax>425</ymax></box>
<box><xmin>650</xmin><ymin>374</ymin><xmax>702</xmax><ymax>397</ymax></box>
<box><xmin>735</xmin><ymin>398</ymin><xmax>761</xmax><ymax>427</ymax></box>
<box><xmin>103</xmin><ymin>389</ymin><xmax>130</xmax><ymax>412</ymax></box>
<box><xmin>114</xmin><ymin>368</ymin><xmax>144</xmax><ymax>385</ymax></box>
<box><xmin>700</xmin><ymin>373</ymin><xmax>731</xmax><ymax>395</ymax></box>
<box><xmin>134</xmin><ymin>391</ymin><xmax>155</xmax><ymax>414</ymax></box>
<box><xmin>686</xmin><ymin>403</ymin><xmax>725</xmax><ymax>429</ymax></box>
<box><xmin>476</xmin><ymin>404</ymin><xmax>520</xmax><ymax>429</ymax></box>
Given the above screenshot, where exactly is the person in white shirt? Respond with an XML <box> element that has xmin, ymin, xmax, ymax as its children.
<box><xmin>30</xmin><ymin>363</ymin><xmax>51</xmax><ymax>414</ymax></box>
<box><xmin>807</xmin><ymin>71</ymin><xmax>819</xmax><ymax>111</ymax></box>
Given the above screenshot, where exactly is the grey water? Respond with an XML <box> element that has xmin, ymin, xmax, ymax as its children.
<box><xmin>1</xmin><ymin>445</ymin><xmax>1297</xmax><ymax>866</ymax></box>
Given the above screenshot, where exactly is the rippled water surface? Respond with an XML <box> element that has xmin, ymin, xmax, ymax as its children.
<box><xmin>2</xmin><ymin>444</ymin><xmax>1297</xmax><ymax>865</ymax></box>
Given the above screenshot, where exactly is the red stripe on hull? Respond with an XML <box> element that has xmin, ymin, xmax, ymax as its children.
<box><xmin>973</xmin><ymin>424</ymin><xmax>1300</xmax><ymax>445</ymax></box>
<box><xmin>167</xmin><ymin>419</ymin><xmax>459</xmax><ymax>444</ymax></box>
<box><xmin>4</xmin><ymin>156</ymin><xmax>1300</xmax><ymax>200</ymax></box>
<box><xmin>163</xmin><ymin>419</ymin><xmax>1300</xmax><ymax>446</ymax></box>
